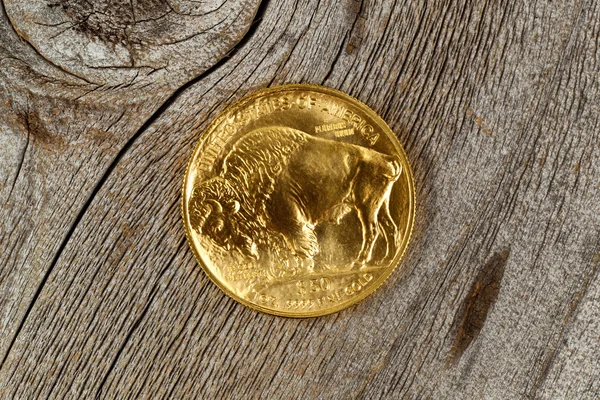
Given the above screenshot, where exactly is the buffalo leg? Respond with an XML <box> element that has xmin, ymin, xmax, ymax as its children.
<box><xmin>355</xmin><ymin>206</ymin><xmax>379</xmax><ymax>266</ymax></box>
<box><xmin>269</xmin><ymin>199</ymin><xmax>319</xmax><ymax>259</ymax></box>
<box><xmin>378</xmin><ymin>196</ymin><xmax>399</xmax><ymax>262</ymax></box>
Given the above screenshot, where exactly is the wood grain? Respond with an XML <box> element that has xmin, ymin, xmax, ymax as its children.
<box><xmin>1</xmin><ymin>0</ymin><xmax>599</xmax><ymax>398</ymax></box>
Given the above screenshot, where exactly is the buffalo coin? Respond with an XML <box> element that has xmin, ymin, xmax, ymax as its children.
<box><xmin>182</xmin><ymin>84</ymin><xmax>415</xmax><ymax>317</ymax></box>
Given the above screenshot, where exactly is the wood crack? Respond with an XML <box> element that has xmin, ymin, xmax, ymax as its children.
<box><xmin>0</xmin><ymin>0</ymin><xmax>269</xmax><ymax>377</ymax></box>
<box><xmin>94</xmin><ymin>238</ymin><xmax>186</xmax><ymax>399</ymax></box>
<box><xmin>529</xmin><ymin>245</ymin><xmax>600</xmax><ymax>396</ymax></box>
<box><xmin>5</xmin><ymin>110</ymin><xmax>29</xmax><ymax>203</ymax></box>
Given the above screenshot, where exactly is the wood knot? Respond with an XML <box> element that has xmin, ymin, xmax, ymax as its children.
<box><xmin>56</xmin><ymin>0</ymin><xmax>171</xmax><ymax>46</ymax></box>
<box><xmin>4</xmin><ymin>0</ymin><xmax>262</xmax><ymax>87</ymax></box>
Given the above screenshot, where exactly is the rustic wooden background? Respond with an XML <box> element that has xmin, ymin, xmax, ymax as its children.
<box><xmin>1</xmin><ymin>0</ymin><xmax>599</xmax><ymax>398</ymax></box>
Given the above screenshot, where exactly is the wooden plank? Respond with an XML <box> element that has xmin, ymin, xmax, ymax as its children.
<box><xmin>1</xmin><ymin>0</ymin><xmax>599</xmax><ymax>398</ymax></box>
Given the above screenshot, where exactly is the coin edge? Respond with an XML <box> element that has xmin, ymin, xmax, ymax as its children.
<box><xmin>180</xmin><ymin>83</ymin><xmax>416</xmax><ymax>318</ymax></box>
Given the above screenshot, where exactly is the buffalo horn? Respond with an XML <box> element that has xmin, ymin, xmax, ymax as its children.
<box><xmin>205</xmin><ymin>199</ymin><xmax>223</xmax><ymax>214</ymax></box>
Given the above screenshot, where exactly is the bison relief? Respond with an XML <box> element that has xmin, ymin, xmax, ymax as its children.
<box><xmin>189</xmin><ymin>127</ymin><xmax>402</xmax><ymax>270</ymax></box>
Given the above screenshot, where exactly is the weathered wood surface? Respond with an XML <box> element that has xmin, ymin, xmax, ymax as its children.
<box><xmin>1</xmin><ymin>0</ymin><xmax>599</xmax><ymax>398</ymax></box>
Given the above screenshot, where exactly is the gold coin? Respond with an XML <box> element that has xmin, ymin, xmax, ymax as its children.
<box><xmin>182</xmin><ymin>84</ymin><xmax>415</xmax><ymax>317</ymax></box>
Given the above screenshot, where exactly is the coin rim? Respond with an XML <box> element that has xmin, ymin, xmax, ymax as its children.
<box><xmin>181</xmin><ymin>83</ymin><xmax>415</xmax><ymax>318</ymax></box>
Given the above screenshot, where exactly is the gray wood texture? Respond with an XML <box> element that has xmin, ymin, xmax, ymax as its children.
<box><xmin>1</xmin><ymin>0</ymin><xmax>599</xmax><ymax>398</ymax></box>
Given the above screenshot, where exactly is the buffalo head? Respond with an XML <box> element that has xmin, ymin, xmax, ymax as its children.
<box><xmin>188</xmin><ymin>177</ymin><xmax>258</xmax><ymax>259</ymax></box>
